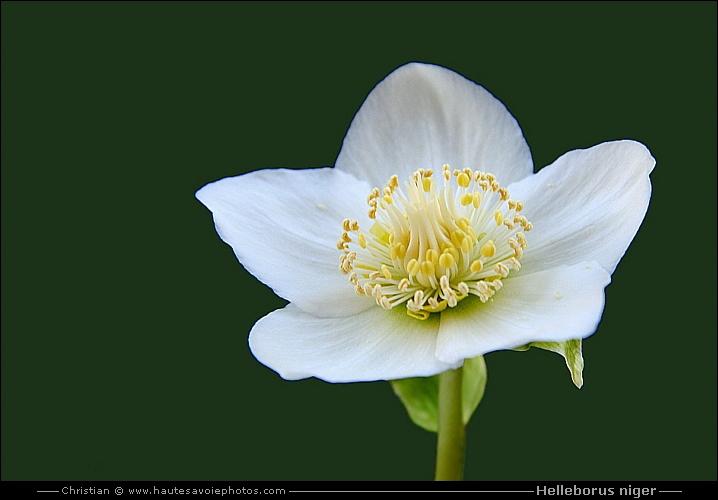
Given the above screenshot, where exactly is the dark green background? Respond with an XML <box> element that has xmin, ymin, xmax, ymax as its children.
<box><xmin>2</xmin><ymin>1</ymin><xmax>716</xmax><ymax>481</ymax></box>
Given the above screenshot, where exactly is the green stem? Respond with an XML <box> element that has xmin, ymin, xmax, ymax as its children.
<box><xmin>434</xmin><ymin>366</ymin><xmax>466</xmax><ymax>480</ymax></box>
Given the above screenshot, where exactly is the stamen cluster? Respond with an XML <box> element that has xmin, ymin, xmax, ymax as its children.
<box><xmin>338</xmin><ymin>165</ymin><xmax>531</xmax><ymax>320</ymax></box>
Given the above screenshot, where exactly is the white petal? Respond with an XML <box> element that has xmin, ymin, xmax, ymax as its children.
<box><xmin>196</xmin><ymin>167</ymin><xmax>375</xmax><ymax>318</ymax></box>
<box><xmin>336</xmin><ymin>63</ymin><xmax>533</xmax><ymax>189</ymax></box>
<box><xmin>509</xmin><ymin>140</ymin><xmax>655</xmax><ymax>275</ymax></box>
<box><xmin>435</xmin><ymin>263</ymin><xmax>611</xmax><ymax>364</ymax></box>
<box><xmin>249</xmin><ymin>304</ymin><xmax>460</xmax><ymax>382</ymax></box>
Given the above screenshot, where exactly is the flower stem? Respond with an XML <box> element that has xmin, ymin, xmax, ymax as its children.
<box><xmin>434</xmin><ymin>366</ymin><xmax>465</xmax><ymax>480</ymax></box>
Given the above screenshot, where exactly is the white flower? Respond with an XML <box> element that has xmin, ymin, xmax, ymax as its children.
<box><xmin>196</xmin><ymin>63</ymin><xmax>654</xmax><ymax>384</ymax></box>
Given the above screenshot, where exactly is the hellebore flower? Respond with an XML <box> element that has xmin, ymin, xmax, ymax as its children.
<box><xmin>196</xmin><ymin>63</ymin><xmax>654</xmax><ymax>386</ymax></box>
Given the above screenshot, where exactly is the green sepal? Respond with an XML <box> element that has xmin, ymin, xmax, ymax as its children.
<box><xmin>389</xmin><ymin>355</ymin><xmax>487</xmax><ymax>433</ymax></box>
<box><xmin>513</xmin><ymin>339</ymin><xmax>584</xmax><ymax>388</ymax></box>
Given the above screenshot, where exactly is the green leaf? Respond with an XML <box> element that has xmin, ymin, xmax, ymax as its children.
<box><xmin>513</xmin><ymin>339</ymin><xmax>584</xmax><ymax>388</ymax></box>
<box><xmin>389</xmin><ymin>356</ymin><xmax>487</xmax><ymax>433</ymax></box>
<box><xmin>389</xmin><ymin>374</ymin><xmax>439</xmax><ymax>432</ymax></box>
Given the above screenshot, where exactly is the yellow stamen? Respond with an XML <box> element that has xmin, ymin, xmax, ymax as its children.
<box><xmin>470</xmin><ymin>259</ymin><xmax>483</xmax><ymax>273</ymax></box>
<box><xmin>480</xmin><ymin>240</ymin><xmax>496</xmax><ymax>258</ymax></box>
<box><xmin>338</xmin><ymin>166</ymin><xmax>530</xmax><ymax>320</ymax></box>
<box><xmin>381</xmin><ymin>265</ymin><xmax>392</xmax><ymax>280</ymax></box>
<box><xmin>439</xmin><ymin>251</ymin><xmax>455</xmax><ymax>269</ymax></box>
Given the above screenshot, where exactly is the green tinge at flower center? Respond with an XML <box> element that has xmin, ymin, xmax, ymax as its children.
<box><xmin>338</xmin><ymin>165</ymin><xmax>531</xmax><ymax>320</ymax></box>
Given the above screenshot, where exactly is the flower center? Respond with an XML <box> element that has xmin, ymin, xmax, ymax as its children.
<box><xmin>338</xmin><ymin>165</ymin><xmax>531</xmax><ymax>320</ymax></box>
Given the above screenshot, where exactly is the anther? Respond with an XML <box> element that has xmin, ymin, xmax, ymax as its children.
<box><xmin>473</xmin><ymin>192</ymin><xmax>481</xmax><ymax>208</ymax></box>
<box><xmin>407</xmin><ymin>259</ymin><xmax>420</xmax><ymax>276</ymax></box>
<box><xmin>420</xmin><ymin>260</ymin><xmax>435</xmax><ymax>277</ymax></box>
<box><xmin>516</xmin><ymin>233</ymin><xmax>527</xmax><ymax>248</ymax></box>
<box><xmin>480</xmin><ymin>240</ymin><xmax>496</xmax><ymax>258</ymax></box>
<box><xmin>381</xmin><ymin>265</ymin><xmax>392</xmax><ymax>280</ymax></box>
<box><xmin>425</xmin><ymin>248</ymin><xmax>439</xmax><ymax>265</ymax></box>
<box><xmin>470</xmin><ymin>259</ymin><xmax>483</xmax><ymax>273</ymax></box>
<box><xmin>461</xmin><ymin>236</ymin><xmax>471</xmax><ymax>254</ymax></box>
<box><xmin>440</xmin><ymin>275</ymin><xmax>451</xmax><ymax>291</ymax></box>
<box><xmin>494</xmin><ymin>262</ymin><xmax>510</xmax><ymax>278</ymax></box>
<box><xmin>508</xmin><ymin>258</ymin><xmax>521</xmax><ymax>270</ymax></box>
<box><xmin>439</xmin><ymin>252</ymin><xmax>455</xmax><ymax>269</ymax></box>
<box><xmin>460</xmin><ymin>193</ymin><xmax>474</xmax><ymax>206</ymax></box>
